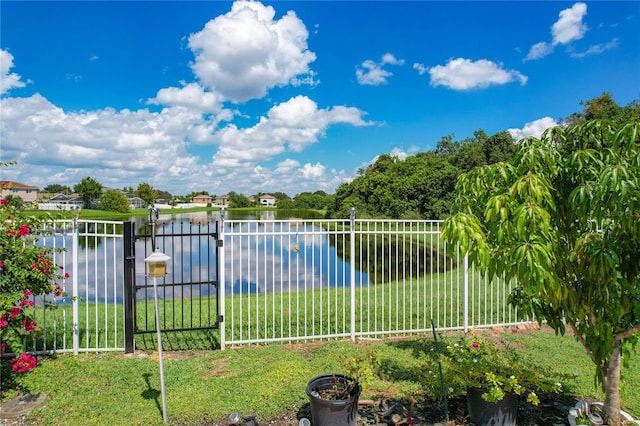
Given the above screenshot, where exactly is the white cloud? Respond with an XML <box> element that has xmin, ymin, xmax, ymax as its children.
<box><xmin>526</xmin><ymin>2</ymin><xmax>588</xmax><ymax>60</ymax></box>
<box><xmin>525</xmin><ymin>42</ymin><xmax>554</xmax><ymax>61</ymax></box>
<box><xmin>356</xmin><ymin>53</ymin><xmax>404</xmax><ymax>85</ymax></box>
<box><xmin>0</xmin><ymin>93</ymin><xmax>210</xmax><ymax>192</ymax></box>
<box><xmin>275</xmin><ymin>158</ymin><xmax>300</xmax><ymax>174</ymax></box>
<box><xmin>299</xmin><ymin>162</ymin><xmax>325</xmax><ymax>179</ymax></box>
<box><xmin>552</xmin><ymin>2</ymin><xmax>588</xmax><ymax>45</ymax></box>
<box><xmin>188</xmin><ymin>0</ymin><xmax>317</xmax><ymax>103</ymax></box>
<box><xmin>389</xmin><ymin>148</ymin><xmax>409</xmax><ymax>161</ymax></box>
<box><xmin>428</xmin><ymin>58</ymin><xmax>527</xmax><ymax>90</ymax></box>
<box><xmin>413</xmin><ymin>63</ymin><xmax>428</xmax><ymax>75</ymax></box>
<box><xmin>0</xmin><ymin>49</ymin><xmax>26</xmax><ymax>95</ymax></box>
<box><xmin>570</xmin><ymin>38</ymin><xmax>618</xmax><ymax>58</ymax></box>
<box><xmin>148</xmin><ymin>82</ymin><xmax>226</xmax><ymax>114</ymax></box>
<box><xmin>211</xmin><ymin>95</ymin><xmax>374</xmax><ymax>168</ymax></box>
<box><xmin>508</xmin><ymin>117</ymin><xmax>558</xmax><ymax>142</ymax></box>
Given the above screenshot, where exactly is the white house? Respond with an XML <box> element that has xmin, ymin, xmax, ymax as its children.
<box><xmin>259</xmin><ymin>194</ymin><xmax>276</xmax><ymax>207</ymax></box>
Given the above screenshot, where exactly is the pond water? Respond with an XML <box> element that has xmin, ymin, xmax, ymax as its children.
<box><xmin>53</xmin><ymin>210</ymin><xmax>447</xmax><ymax>303</ymax></box>
<box><xmin>57</xmin><ymin>210</ymin><xmax>363</xmax><ymax>302</ymax></box>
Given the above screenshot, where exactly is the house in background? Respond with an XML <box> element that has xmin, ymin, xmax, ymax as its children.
<box><xmin>192</xmin><ymin>194</ymin><xmax>213</xmax><ymax>205</ymax></box>
<box><xmin>259</xmin><ymin>194</ymin><xmax>276</xmax><ymax>207</ymax></box>
<box><xmin>38</xmin><ymin>193</ymin><xmax>84</xmax><ymax>211</ymax></box>
<box><xmin>0</xmin><ymin>180</ymin><xmax>39</xmax><ymax>204</ymax></box>
<box><xmin>215</xmin><ymin>194</ymin><xmax>229</xmax><ymax>206</ymax></box>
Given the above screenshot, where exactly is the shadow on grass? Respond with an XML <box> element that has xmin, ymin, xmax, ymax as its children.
<box><xmin>141</xmin><ymin>372</ymin><xmax>162</xmax><ymax>418</ymax></box>
<box><xmin>134</xmin><ymin>329</ymin><xmax>220</xmax><ymax>351</ymax></box>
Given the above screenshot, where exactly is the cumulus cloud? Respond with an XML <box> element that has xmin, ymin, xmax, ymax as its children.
<box><xmin>428</xmin><ymin>58</ymin><xmax>527</xmax><ymax>90</ymax></box>
<box><xmin>526</xmin><ymin>2</ymin><xmax>588</xmax><ymax>60</ymax></box>
<box><xmin>508</xmin><ymin>117</ymin><xmax>558</xmax><ymax>142</ymax></box>
<box><xmin>552</xmin><ymin>2</ymin><xmax>588</xmax><ymax>45</ymax></box>
<box><xmin>356</xmin><ymin>53</ymin><xmax>404</xmax><ymax>85</ymax></box>
<box><xmin>0</xmin><ymin>49</ymin><xmax>26</xmax><ymax>95</ymax></box>
<box><xmin>211</xmin><ymin>95</ymin><xmax>374</xmax><ymax>168</ymax></box>
<box><xmin>0</xmin><ymin>93</ymin><xmax>212</xmax><ymax>190</ymax></box>
<box><xmin>299</xmin><ymin>162</ymin><xmax>325</xmax><ymax>179</ymax></box>
<box><xmin>148</xmin><ymin>82</ymin><xmax>225</xmax><ymax>114</ymax></box>
<box><xmin>188</xmin><ymin>0</ymin><xmax>317</xmax><ymax>103</ymax></box>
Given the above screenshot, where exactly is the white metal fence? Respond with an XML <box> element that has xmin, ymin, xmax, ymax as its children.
<box><xmin>219</xmin><ymin>217</ymin><xmax>529</xmax><ymax>349</ymax></box>
<box><xmin>24</xmin><ymin>217</ymin><xmax>529</xmax><ymax>354</ymax></box>
<box><xmin>28</xmin><ymin>219</ymin><xmax>125</xmax><ymax>354</ymax></box>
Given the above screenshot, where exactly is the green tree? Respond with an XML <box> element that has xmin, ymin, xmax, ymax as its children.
<box><xmin>564</xmin><ymin>92</ymin><xmax>640</xmax><ymax>126</ymax></box>
<box><xmin>442</xmin><ymin>120</ymin><xmax>640</xmax><ymax>425</ymax></box>
<box><xmin>135</xmin><ymin>182</ymin><xmax>158</xmax><ymax>206</ymax></box>
<box><xmin>228</xmin><ymin>192</ymin><xmax>252</xmax><ymax>208</ymax></box>
<box><xmin>155</xmin><ymin>189</ymin><xmax>172</xmax><ymax>201</ymax></box>
<box><xmin>42</xmin><ymin>184</ymin><xmax>72</xmax><ymax>195</ymax></box>
<box><xmin>99</xmin><ymin>190</ymin><xmax>130</xmax><ymax>213</ymax></box>
<box><xmin>73</xmin><ymin>177</ymin><xmax>103</xmax><ymax>209</ymax></box>
<box><xmin>483</xmin><ymin>131</ymin><xmax>517</xmax><ymax>164</ymax></box>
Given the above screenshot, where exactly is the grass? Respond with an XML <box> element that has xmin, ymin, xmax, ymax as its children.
<box><xmin>28</xmin><ymin>268</ymin><xmax>524</xmax><ymax>354</ymax></box>
<box><xmin>4</xmin><ymin>327</ymin><xmax>639</xmax><ymax>425</ymax></box>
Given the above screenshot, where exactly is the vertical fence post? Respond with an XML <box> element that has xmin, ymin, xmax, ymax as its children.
<box><xmin>463</xmin><ymin>252</ymin><xmax>469</xmax><ymax>333</ymax></box>
<box><xmin>349</xmin><ymin>207</ymin><xmax>356</xmax><ymax>342</ymax></box>
<box><xmin>72</xmin><ymin>211</ymin><xmax>79</xmax><ymax>355</ymax></box>
<box><xmin>218</xmin><ymin>207</ymin><xmax>226</xmax><ymax>350</ymax></box>
<box><xmin>123</xmin><ymin>221</ymin><xmax>135</xmax><ymax>354</ymax></box>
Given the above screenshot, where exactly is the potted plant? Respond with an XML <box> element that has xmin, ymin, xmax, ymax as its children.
<box><xmin>305</xmin><ymin>373</ymin><xmax>362</xmax><ymax>426</ymax></box>
<box><xmin>422</xmin><ymin>333</ymin><xmax>565</xmax><ymax>426</ymax></box>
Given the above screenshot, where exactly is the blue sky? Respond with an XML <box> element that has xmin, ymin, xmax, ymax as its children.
<box><xmin>1</xmin><ymin>1</ymin><xmax>639</xmax><ymax>196</ymax></box>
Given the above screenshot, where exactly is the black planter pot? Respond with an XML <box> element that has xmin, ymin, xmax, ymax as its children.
<box><xmin>466</xmin><ymin>387</ymin><xmax>518</xmax><ymax>426</ymax></box>
<box><xmin>306</xmin><ymin>374</ymin><xmax>362</xmax><ymax>426</ymax></box>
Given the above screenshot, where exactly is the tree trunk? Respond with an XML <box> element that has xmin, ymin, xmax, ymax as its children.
<box><xmin>603</xmin><ymin>340</ymin><xmax>622</xmax><ymax>426</ymax></box>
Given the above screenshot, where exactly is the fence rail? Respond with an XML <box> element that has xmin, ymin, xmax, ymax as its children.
<box><xmin>21</xmin><ymin>216</ymin><xmax>530</xmax><ymax>355</ymax></box>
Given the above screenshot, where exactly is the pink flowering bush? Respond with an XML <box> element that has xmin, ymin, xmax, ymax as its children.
<box><xmin>1</xmin><ymin>181</ymin><xmax>67</xmax><ymax>396</ymax></box>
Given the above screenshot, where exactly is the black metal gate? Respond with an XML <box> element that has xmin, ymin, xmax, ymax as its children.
<box><xmin>123</xmin><ymin>217</ymin><xmax>222</xmax><ymax>353</ymax></box>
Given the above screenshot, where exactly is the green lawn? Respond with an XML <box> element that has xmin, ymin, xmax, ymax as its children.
<box><xmin>5</xmin><ymin>328</ymin><xmax>639</xmax><ymax>425</ymax></box>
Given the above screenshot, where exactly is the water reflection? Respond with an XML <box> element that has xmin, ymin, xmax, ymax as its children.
<box><xmin>48</xmin><ymin>212</ymin><xmax>448</xmax><ymax>304</ymax></box>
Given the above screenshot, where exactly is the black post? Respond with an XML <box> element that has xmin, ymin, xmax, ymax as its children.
<box><xmin>124</xmin><ymin>221</ymin><xmax>136</xmax><ymax>353</ymax></box>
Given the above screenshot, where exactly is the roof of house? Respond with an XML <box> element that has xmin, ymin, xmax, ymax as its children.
<box><xmin>259</xmin><ymin>194</ymin><xmax>276</xmax><ymax>199</ymax></box>
<box><xmin>0</xmin><ymin>180</ymin><xmax>39</xmax><ymax>190</ymax></box>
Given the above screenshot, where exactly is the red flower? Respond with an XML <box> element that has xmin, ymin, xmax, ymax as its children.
<box><xmin>64</xmin><ymin>272</ymin><xmax>70</xmax><ymax>279</ymax></box>
<box><xmin>24</xmin><ymin>289</ymin><xmax>32</xmax><ymax>297</ymax></box>
<box><xmin>10</xmin><ymin>306</ymin><xmax>22</xmax><ymax>319</ymax></box>
<box><xmin>22</xmin><ymin>319</ymin><xmax>37</xmax><ymax>333</ymax></box>
<box><xmin>0</xmin><ymin>314</ymin><xmax>7</xmax><ymax>329</ymax></box>
<box><xmin>18</xmin><ymin>225</ymin><xmax>30</xmax><ymax>236</ymax></box>
<box><xmin>0</xmin><ymin>261</ymin><xmax>4</xmax><ymax>268</ymax></box>
<box><xmin>11</xmin><ymin>353</ymin><xmax>38</xmax><ymax>373</ymax></box>
<box><xmin>19</xmin><ymin>299</ymin><xmax>34</xmax><ymax>308</ymax></box>
<box><xmin>0</xmin><ymin>198</ymin><xmax>8</xmax><ymax>205</ymax></box>
<box><xmin>31</xmin><ymin>263</ymin><xmax>39</xmax><ymax>269</ymax></box>
<box><xmin>472</xmin><ymin>342</ymin><xmax>480</xmax><ymax>349</ymax></box>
